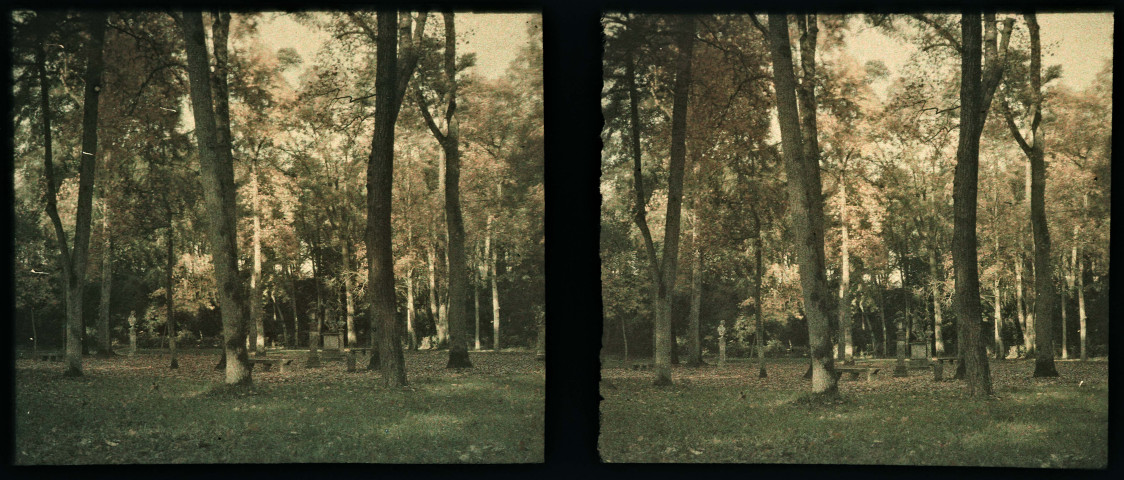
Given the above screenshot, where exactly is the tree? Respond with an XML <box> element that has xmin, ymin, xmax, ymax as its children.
<box><xmin>999</xmin><ymin>13</ymin><xmax>1058</xmax><ymax>378</ymax></box>
<box><xmin>764</xmin><ymin>13</ymin><xmax>838</xmax><ymax>395</ymax></box>
<box><xmin>950</xmin><ymin>13</ymin><xmax>1013</xmax><ymax>396</ymax></box>
<box><xmin>36</xmin><ymin>11</ymin><xmax>108</xmax><ymax>376</ymax></box>
<box><xmin>416</xmin><ymin>13</ymin><xmax>473</xmax><ymax>369</ymax></box>
<box><xmin>362</xmin><ymin>11</ymin><xmax>426</xmax><ymax>386</ymax></box>
<box><xmin>179</xmin><ymin>10</ymin><xmax>252</xmax><ymax>385</ymax></box>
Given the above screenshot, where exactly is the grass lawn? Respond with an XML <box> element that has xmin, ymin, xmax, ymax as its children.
<box><xmin>15</xmin><ymin>349</ymin><xmax>543</xmax><ymax>464</ymax></box>
<box><xmin>599</xmin><ymin>357</ymin><xmax>1107</xmax><ymax>467</ymax></box>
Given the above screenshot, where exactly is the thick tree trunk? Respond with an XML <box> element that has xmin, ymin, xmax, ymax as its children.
<box><xmin>768</xmin><ymin>13</ymin><xmax>837</xmax><ymax>394</ymax></box>
<box><xmin>97</xmin><ymin>208</ymin><xmax>114</xmax><ymax>357</ymax></box>
<box><xmin>61</xmin><ymin>12</ymin><xmax>107</xmax><ymax>376</ymax></box>
<box><xmin>950</xmin><ymin>13</ymin><xmax>1010</xmax><ymax>396</ymax></box>
<box><xmin>440</xmin><ymin>15</ymin><xmax>472</xmax><ymax>369</ymax></box>
<box><xmin>365</xmin><ymin>11</ymin><xmax>422</xmax><ymax>386</ymax></box>
<box><xmin>650</xmin><ymin>16</ymin><xmax>695</xmax><ymax>386</ymax></box>
<box><xmin>183</xmin><ymin>10</ymin><xmax>250</xmax><ymax>385</ymax></box>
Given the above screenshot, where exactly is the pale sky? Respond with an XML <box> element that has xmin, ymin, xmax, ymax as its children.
<box><xmin>845</xmin><ymin>12</ymin><xmax>1114</xmax><ymax>99</ymax></box>
<box><xmin>259</xmin><ymin>12</ymin><xmax>537</xmax><ymax>87</ymax></box>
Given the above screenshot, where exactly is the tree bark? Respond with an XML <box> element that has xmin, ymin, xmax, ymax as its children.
<box><xmin>1015</xmin><ymin>257</ymin><xmax>1026</xmax><ymax>355</ymax></box>
<box><xmin>406</xmin><ymin>266</ymin><xmax>417</xmax><ymax>350</ymax></box>
<box><xmin>97</xmin><ymin>205</ymin><xmax>114</xmax><ymax>357</ymax></box>
<box><xmin>1002</xmin><ymin>13</ymin><xmax>1057</xmax><ymax>377</ymax></box>
<box><xmin>474</xmin><ymin>261</ymin><xmax>481</xmax><ymax>351</ymax></box>
<box><xmin>416</xmin><ymin>13</ymin><xmax>471</xmax><ymax>369</ymax></box>
<box><xmin>767</xmin><ymin>13</ymin><xmax>837</xmax><ymax>394</ymax></box>
<box><xmin>1077</xmin><ymin>234</ymin><xmax>1087</xmax><ymax>361</ymax></box>
<box><xmin>365</xmin><ymin>11</ymin><xmax>425</xmax><ymax>386</ymax></box>
<box><xmin>878</xmin><ymin>275</ymin><xmax>888</xmax><ymax>356</ymax></box>
<box><xmin>754</xmin><ymin>218</ymin><xmax>766</xmax><ymax>378</ymax></box>
<box><xmin>182</xmin><ymin>10</ymin><xmax>251</xmax><ymax>385</ymax></box>
<box><xmin>60</xmin><ymin>12</ymin><xmax>108</xmax><ymax>376</ymax></box>
<box><xmin>838</xmin><ymin>178</ymin><xmax>852</xmax><ymax>363</ymax></box>
<box><xmin>994</xmin><ymin>276</ymin><xmax>1005</xmax><ymax>359</ymax></box>
<box><xmin>167</xmin><ymin>221</ymin><xmax>178</xmax><ymax>369</ymax></box>
<box><xmin>288</xmin><ymin>264</ymin><xmax>300</xmax><ymax>348</ymax></box>
<box><xmin>950</xmin><ymin>13</ymin><xmax>1010</xmax><ymax>396</ymax></box>
<box><xmin>428</xmin><ymin>241</ymin><xmax>441</xmax><ymax>347</ymax></box>
<box><xmin>1060</xmin><ymin>250</ymin><xmax>1069</xmax><ymax>360</ymax></box>
<box><xmin>930</xmin><ymin>246</ymin><xmax>945</xmax><ymax>355</ymax></box>
<box><xmin>686</xmin><ymin>237</ymin><xmax>703</xmax><ymax>366</ymax></box>
<box><xmin>652</xmin><ymin>16</ymin><xmax>694</xmax><ymax>385</ymax></box>
<box><xmin>250</xmin><ymin>156</ymin><xmax>264</xmax><ymax>354</ymax></box>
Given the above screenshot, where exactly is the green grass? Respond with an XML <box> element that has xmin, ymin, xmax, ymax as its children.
<box><xmin>15</xmin><ymin>350</ymin><xmax>543</xmax><ymax>464</ymax></box>
<box><xmin>600</xmin><ymin>357</ymin><xmax>1107</xmax><ymax>467</ymax></box>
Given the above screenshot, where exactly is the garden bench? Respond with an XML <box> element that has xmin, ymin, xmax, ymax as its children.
<box><xmin>631</xmin><ymin>363</ymin><xmax>652</xmax><ymax>371</ymax></box>
<box><xmin>38</xmin><ymin>351</ymin><xmax>63</xmax><ymax>362</ymax></box>
<box><xmin>249</xmin><ymin>357</ymin><xmax>293</xmax><ymax>373</ymax></box>
<box><xmin>834</xmin><ymin>365</ymin><xmax>881</xmax><ymax>382</ymax></box>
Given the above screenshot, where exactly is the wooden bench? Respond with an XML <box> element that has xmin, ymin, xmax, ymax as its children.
<box><xmin>631</xmin><ymin>363</ymin><xmax>652</xmax><ymax>371</ymax></box>
<box><xmin>249</xmin><ymin>358</ymin><xmax>293</xmax><ymax>373</ymax></box>
<box><xmin>835</xmin><ymin>365</ymin><xmax>881</xmax><ymax>382</ymax></box>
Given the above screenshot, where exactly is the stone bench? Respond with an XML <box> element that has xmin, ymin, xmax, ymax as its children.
<box><xmin>38</xmin><ymin>352</ymin><xmax>63</xmax><ymax>362</ymax></box>
<box><xmin>249</xmin><ymin>357</ymin><xmax>293</xmax><ymax>373</ymax></box>
<box><xmin>835</xmin><ymin>365</ymin><xmax>881</xmax><ymax>382</ymax></box>
<box><xmin>931</xmin><ymin>357</ymin><xmax>959</xmax><ymax>381</ymax></box>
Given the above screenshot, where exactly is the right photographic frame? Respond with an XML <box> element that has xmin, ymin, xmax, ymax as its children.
<box><xmin>598</xmin><ymin>12</ymin><xmax>1111</xmax><ymax>466</ymax></box>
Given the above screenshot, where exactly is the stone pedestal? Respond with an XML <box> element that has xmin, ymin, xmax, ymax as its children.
<box><xmin>306</xmin><ymin>331</ymin><xmax>321</xmax><ymax>368</ymax></box>
<box><xmin>893</xmin><ymin>324</ymin><xmax>909</xmax><ymax>377</ymax></box>
<box><xmin>717</xmin><ymin>322</ymin><xmax>727</xmax><ymax>366</ymax></box>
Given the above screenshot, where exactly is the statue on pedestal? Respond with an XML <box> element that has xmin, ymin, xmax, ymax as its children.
<box><xmin>127</xmin><ymin>311</ymin><xmax>137</xmax><ymax>357</ymax></box>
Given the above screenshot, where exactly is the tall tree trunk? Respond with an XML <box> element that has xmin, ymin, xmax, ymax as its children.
<box><xmin>288</xmin><ymin>264</ymin><xmax>300</xmax><ymax>348</ymax></box>
<box><xmin>307</xmin><ymin>231</ymin><xmax>322</xmax><ymax>367</ymax></box>
<box><xmin>838</xmin><ymin>179</ymin><xmax>852</xmax><ymax>363</ymax></box>
<box><xmin>950</xmin><ymin>13</ymin><xmax>1012</xmax><ymax>396</ymax></box>
<box><xmin>686</xmin><ymin>240</ymin><xmax>703</xmax><ymax>367</ymax></box>
<box><xmin>878</xmin><ymin>276</ymin><xmax>888</xmax><ymax>356</ymax></box>
<box><xmin>651</xmin><ymin>16</ymin><xmax>694</xmax><ymax>386</ymax></box>
<box><xmin>1077</xmin><ymin>240</ymin><xmax>1087</xmax><ymax>361</ymax></box>
<box><xmin>97</xmin><ymin>206</ymin><xmax>114</xmax><ymax>357</ymax></box>
<box><xmin>474</xmin><ymin>263</ymin><xmax>481</xmax><ymax>351</ymax></box>
<box><xmin>415</xmin><ymin>13</ymin><xmax>471</xmax><ymax>368</ymax></box>
<box><xmin>58</xmin><ymin>12</ymin><xmax>107</xmax><ymax>376</ymax></box>
<box><xmin>273</xmin><ymin>290</ymin><xmax>288</xmax><ymax>347</ymax></box>
<box><xmin>343</xmin><ymin>237</ymin><xmax>356</xmax><ymax>347</ymax></box>
<box><xmin>754</xmin><ymin>220</ymin><xmax>766</xmax><ymax>378</ymax></box>
<box><xmin>1001</xmin><ymin>13</ymin><xmax>1056</xmax><ymax>377</ymax></box>
<box><xmin>994</xmin><ymin>276</ymin><xmax>1005</xmax><ymax>359</ymax></box>
<box><xmin>1016</xmin><ymin>256</ymin><xmax>1028</xmax><ymax>355</ymax></box>
<box><xmin>930</xmin><ymin>246</ymin><xmax>945</xmax><ymax>355</ymax></box>
<box><xmin>365</xmin><ymin>11</ymin><xmax>424</xmax><ymax>386</ymax></box>
<box><xmin>767</xmin><ymin>13</ymin><xmax>837</xmax><ymax>394</ymax></box>
<box><xmin>250</xmin><ymin>157</ymin><xmax>264</xmax><ymax>354</ymax></box>
<box><xmin>182</xmin><ymin>10</ymin><xmax>251</xmax><ymax>385</ymax></box>
<box><xmin>407</xmin><ymin>266</ymin><xmax>417</xmax><ymax>350</ymax></box>
<box><xmin>167</xmin><ymin>222</ymin><xmax>178</xmax><ymax>369</ymax></box>
<box><xmin>428</xmin><ymin>241</ymin><xmax>441</xmax><ymax>347</ymax></box>
<box><xmin>1060</xmin><ymin>250</ymin><xmax>1069</xmax><ymax>360</ymax></box>
<box><xmin>490</xmin><ymin>225</ymin><xmax>501</xmax><ymax>351</ymax></box>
